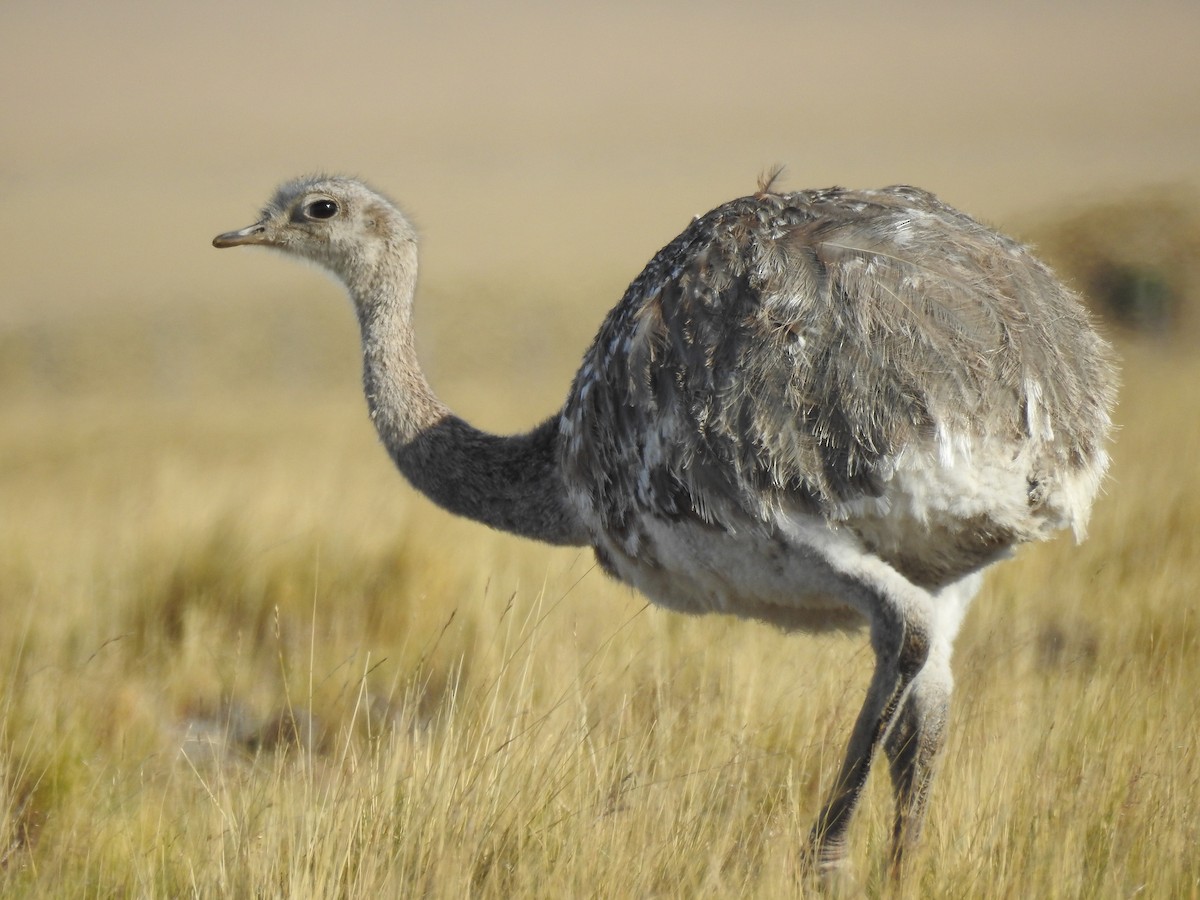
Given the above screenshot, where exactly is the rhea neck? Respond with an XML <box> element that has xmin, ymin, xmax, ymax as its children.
<box><xmin>333</xmin><ymin>226</ymin><xmax>589</xmax><ymax>548</ymax></box>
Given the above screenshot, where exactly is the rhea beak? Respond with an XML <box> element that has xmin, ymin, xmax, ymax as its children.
<box><xmin>212</xmin><ymin>222</ymin><xmax>270</xmax><ymax>248</ymax></box>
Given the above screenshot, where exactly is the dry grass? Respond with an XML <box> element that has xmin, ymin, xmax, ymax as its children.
<box><xmin>2</xmin><ymin>267</ymin><xmax>1198</xmax><ymax>897</ymax></box>
<box><xmin>5</xmin><ymin>1</ymin><xmax>1198</xmax><ymax>891</ymax></box>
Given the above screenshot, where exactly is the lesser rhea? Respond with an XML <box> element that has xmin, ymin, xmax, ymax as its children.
<box><xmin>215</xmin><ymin>175</ymin><xmax>1117</xmax><ymax>873</ymax></box>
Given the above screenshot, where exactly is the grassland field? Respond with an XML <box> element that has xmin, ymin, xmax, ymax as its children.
<box><xmin>3</xmin><ymin>197</ymin><xmax>1200</xmax><ymax>900</ymax></box>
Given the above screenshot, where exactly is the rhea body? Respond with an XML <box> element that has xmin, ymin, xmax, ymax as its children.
<box><xmin>214</xmin><ymin>176</ymin><xmax>1116</xmax><ymax>872</ymax></box>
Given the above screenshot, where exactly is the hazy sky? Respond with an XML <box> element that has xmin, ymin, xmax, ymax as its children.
<box><xmin>2</xmin><ymin>0</ymin><xmax>1196</xmax><ymax>326</ymax></box>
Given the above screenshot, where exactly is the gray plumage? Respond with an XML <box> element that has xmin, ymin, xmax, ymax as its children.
<box><xmin>215</xmin><ymin>175</ymin><xmax>1117</xmax><ymax>876</ymax></box>
<box><xmin>563</xmin><ymin>184</ymin><xmax>1114</xmax><ymax>590</ymax></box>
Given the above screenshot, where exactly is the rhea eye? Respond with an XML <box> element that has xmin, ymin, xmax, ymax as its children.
<box><xmin>305</xmin><ymin>198</ymin><xmax>338</xmax><ymax>220</ymax></box>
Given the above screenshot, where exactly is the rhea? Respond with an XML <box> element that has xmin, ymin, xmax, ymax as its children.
<box><xmin>214</xmin><ymin>175</ymin><xmax>1116</xmax><ymax>873</ymax></box>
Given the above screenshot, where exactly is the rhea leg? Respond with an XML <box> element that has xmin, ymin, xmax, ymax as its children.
<box><xmin>882</xmin><ymin>661</ymin><xmax>950</xmax><ymax>872</ymax></box>
<box><xmin>779</xmin><ymin>522</ymin><xmax>948</xmax><ymax>873</ymax></box>
<box><xmin>807</xmin><ymin>605</ymin><xmax>930</xmax><ymax>872</ymax></box>
<box><xmin>882</xmin><ymin>573</ymin><xmax>980</xmax><ymax>873</ymax></box>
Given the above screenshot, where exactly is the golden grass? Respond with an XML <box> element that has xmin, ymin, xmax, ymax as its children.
<box><xmin>2</xmin><ymin>279</ymin><xmax>1198</xmax><ymax>897</ymax></box>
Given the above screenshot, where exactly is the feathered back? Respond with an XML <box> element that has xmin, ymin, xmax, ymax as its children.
<box><xmin>560</xmin><ymin>185</ymin><xmax>1116</xmax><ymax>579</ymax></box>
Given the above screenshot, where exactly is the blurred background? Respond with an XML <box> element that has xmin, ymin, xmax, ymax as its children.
<box><xmin>2</xmin><ymin>4</ymin><xmax>1199</xmax><ymax>891</ymax></box>
<box><xmin>2</xmin><ymin>0</ymin><xmax>1197</xmax><ymax>421</ymax></box>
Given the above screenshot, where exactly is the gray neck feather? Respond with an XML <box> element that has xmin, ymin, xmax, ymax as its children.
<box><xmin>347</xmin><ymin>241</ymin><xmax>589</xmax><ymax>548</ymax></box>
